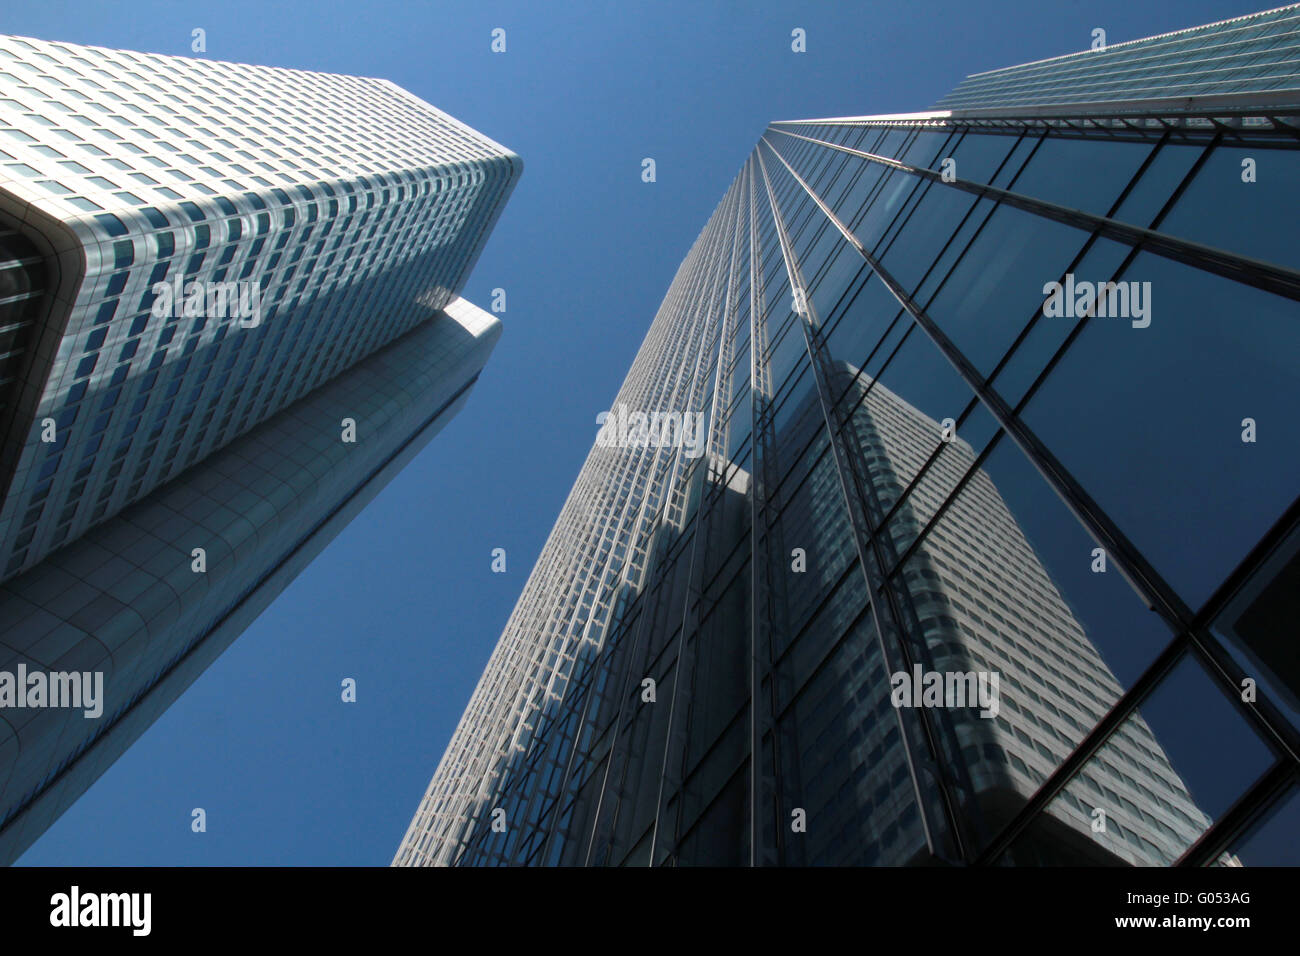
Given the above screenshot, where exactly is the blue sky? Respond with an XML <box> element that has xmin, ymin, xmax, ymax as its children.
<box><xmin>8</xmin><ymin>0</ymin><xmax>1282</xmax><ymax>865</ymax></box>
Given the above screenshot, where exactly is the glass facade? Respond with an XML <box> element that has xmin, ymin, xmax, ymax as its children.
<box><xmin>0</xmin><ymin>36</ymin><xmax>521</xmax><ymax>863</ymax></box>
<box><xmin>937</xmin><ymin>4</ymin><xmax>1300</xmax><ymax>109</ymax></box>
<box><xmin>397</xmin><ymin>8</ymin><xmax>1300</xmax><ymax>866</ymax></box>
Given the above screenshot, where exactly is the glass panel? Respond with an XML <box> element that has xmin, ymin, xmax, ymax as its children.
<box><xmin>898</xmin><ymin>129</ymin><xmax>958</xmax><ymax>170</ymax></box>
<box><xmin>1157</xmin><ymin>143</ymin><xmax>1300</xmax><ymax>274</ymax></box>
<box><xmin>772</xmin><ymin>587</ymin><xmax>938</xmax><ymax>865</ymax></box>
<box><xmin>946</xmin><ymin>129</ymin><xmax>1025</xmax><ymax>186</ymax></box>
<box><xmin>880</xmin><ymin>432</ymin><xmax>1178</xmax><ymax>858</ymax></box>
<box><xmin>766</xmin><ymin>312</ymin><xmax>807</xmax><ymax>396</ymax></box>
<box><xmin>873</xmin><ymin>128</ymin><xmax>911</xmax><ymax>161</ymax></box>
<box><xmin>1022</xmin><ymin>250</ymin><xmax>1300</xmax><ymax>607</ymax></box>
<box><xmin>1212</xmin><ymin>520</ymin><xmax>1300</xmax><ymax>732</ymax></box>
<box><xmin>769</xmin><ymin>359</ymin><xmax>820</xmax><ymax>496</ymax></box>
<box><xmin>847</xmin><ymin>167</ymin><xmax>916</xmax><ymax>257</ymax></box>
<box><xmin>989</xmin><ymin>235</ymin><xmax>1132</xmax><ymax>410</ymax></box>
<box><xmin>1110</xmin><ymin>140</ymin><xmax>1206</xmax><ymax>228</ymax></box>
<box><xmin>826</xmin><ymin>151</ymin><xmax>891</xmax><ymax>228</ymax></box>
<box><xmin>912</xmin><ymin>197</ymin><xmax>998</xmax><ymax>307</ymax></box>
<box><xmin>821</xmin><ymin>269</ymin><xmax>906</xmax><ymax>410</ymax></box>
<box><xmin>1222</xmin><ymin>784</ymin><xmax>1300</xmax><ymax>866</ymax></box>
<box><xmin>924</xmin><ymin>204</ymin><xmax>1090</xmax><ymax>378</ymax></box>
<box><xmin>809</xmin><ymin>243</ymin><xmax>870</xmax><ymax>334</ymax></box>
<box><xmin>807</xmin><ymin>151</ymin><xmax>856</xmax><ymax>213</ymax></box>
<box><xmin>770</xmin><ymin>445</ymin><xmax>857</xmax><ymax>640</ymax></box>
<box><xmin>846</xmin><ymin>319</ymin><xmax>985</xmax><ymax>512</ymax></box>
<box><xmin>794</xmin><ymin>215</ymin><xmax>848</xmax><ymax>300</ymax></box>
<box><xmin>879</xmin><ymin>179</ymin><xmax>984</xmax><ymax>298</ymax></box>
<box><xmin>1002</xmin><ymin>134</ymin><xmax>1156</xmax><ymax>217</ymax></box>
<box><xmin>1000</xmin><ymin>653</ymin><xmax>1273</xmax><ymax>865</ymax></box>
<box><xmin>876</xmin><ymin>399</ymin><xmax>1002</xmax><ymax>557</ymax></box>
<box><xmin>989</xmin><ymin>132</ymin><xmax>1042</xmax><ymax>190</ymax></box>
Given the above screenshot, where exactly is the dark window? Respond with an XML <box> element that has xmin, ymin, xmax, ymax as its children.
<box><xmin>93</xmin><ymin>299</ymin><xmax>118</xmax><ymax>325</ymax></box>
<box><xmin>94</xmin><ymin>212</ymin><xmax>128</xmax><ymax>236</ymax></box>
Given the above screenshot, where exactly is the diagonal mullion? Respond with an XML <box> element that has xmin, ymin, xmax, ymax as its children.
<box><xmin>768</xmin><ymin>125</ymin><xmax>1300</xmax><ymax>303</ymax></box>
<box><xmin>763</xmin><ymin>124</ymin><xmax>1300</xmax><ymax>866</ymax></box>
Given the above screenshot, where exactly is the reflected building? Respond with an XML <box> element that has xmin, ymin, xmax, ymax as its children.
<box><xmin>764</xmin><ymin>365</ymin><xmax>1212</xmax><ymax>865</ymax></box>
<box><xmin>396</xmin><ymin>5</ymin><xmax>1300</xmax><ymax>866</ymax></box>
<box><xmin>0</xmin><ymin>34</ymin><xmax>520</xmax><ymax>863</ymax></box>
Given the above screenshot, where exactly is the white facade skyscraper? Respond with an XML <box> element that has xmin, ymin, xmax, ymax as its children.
<box><xmin>0</xmin><ymin>33</ymin><xmax>520</xmax><ymax>578</ymax></box>
<box><xmin>0</xmin><ymin>35</ymin><xmax>520</xmax><ymax>863</ymax></box>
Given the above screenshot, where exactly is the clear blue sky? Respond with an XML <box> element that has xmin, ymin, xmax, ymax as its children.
<box><xmin>9</xmin><ymin>0</ymin><xmax>1282</xmax><ymax>865</ymax></box>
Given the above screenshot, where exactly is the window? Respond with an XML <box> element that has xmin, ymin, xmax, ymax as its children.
<box><xmin>93</xmin><ymin>299</ymin><xmax>117</xmax><ymax>325</ymax></box>
<box><xmin>93</xmin><ymin>212</ymin><xmax>128</xmax><ymax>236</ymax></box>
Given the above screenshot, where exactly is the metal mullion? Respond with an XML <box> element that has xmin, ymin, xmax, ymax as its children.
<box><xmin>750</xmin><ymin>194</ymin><xmax>792</xmax><ymax>866</ymax></box>
<box><xmin>755</xmin><ymin>141</ymin><xmax>971</xmax><ymax>864</ymax></box>
<box><xmin>666</xmin><ymin>170</ymin><xmax>754</xmax><ymax>861</ymax></box>
<box><xmin>853</xmin><ymin>392</ymin><xmax>985</xmax><ymax>541</ymax></box>
<box><xmin>647</xmin><ymin>173</ymin><xmax>748</xmax><ymax>865</ymax></box>
<box><xmin>763</xmin><ymin>128</ymin><xmax>1196</xmax><ymax>645</ymax></box>
<box><xmin>1185</xmin><ymin>625</ymin><xmax>1300</xmax><ymax>769</ymax></box>
<box><xmin>975</xmin><ymin>635</ymin><xmax>1192</xmax><ymax>864</ymax></box>
<box><xmin>977</xmin><ymin>129</ymin><xmax>1173</xmax><ymax>397</ymax></box>
<box><xmin>769</xmin><ymin>125</ymin><xmax>1300</xmax><ymax>303</ymax></box>
<box><xmin>746</xmin><ymin>156</ymin><xmax>783</xmax><ymax>866</ymax></box>
<box><xmin>1175</xmin><ymin>760</ymin><xmax>1298</xmax><ymax>867</ymax></box>
<box><xmin>1195</xmin><ymin>492</ymin><xmax>1300</xmax><ymax>630</ymax></box>
<box><xmin>581</xmin><ymin>183</ymin><xmax>739</xmax><ymax>864</ymax></box>
<box><xmin>769</xmin><ymin>117</ymin><xmax>1300</xmax><ymax>865</ymax></box>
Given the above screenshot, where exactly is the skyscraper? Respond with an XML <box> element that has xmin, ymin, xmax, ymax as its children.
<box><xmin>0</xmin><ymin>35</ymin><xmax>520</xmax><ymax>863</ymax></box>
<box><xmin>396</xmin><ymin>5</ymin><xmax>1300</xmax><ymax>866</ymax></box>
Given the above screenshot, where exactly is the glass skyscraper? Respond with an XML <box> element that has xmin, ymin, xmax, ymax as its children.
<box><xmin>396</xmin><ymin>5</ymin><xmax>1300</xmax><ymax>866</ymax></box>
<box><xmin>0</xmin><ymin>35</ymin><xmax>520</xmax><ymax>863</ymax></box>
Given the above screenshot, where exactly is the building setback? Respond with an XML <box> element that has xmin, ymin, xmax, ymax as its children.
<box><xmin>0</xmin><ymin>35</ymin><xmax>520</xmax><ymax>863</ymax></box>
<box><xmin>396</xmin><ymin>5</ymin><xmax>1300</xmax><ymax>866</ymax></box>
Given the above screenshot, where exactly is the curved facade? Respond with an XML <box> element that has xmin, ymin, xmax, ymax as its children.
<box><xmin>0</xmin><ymin>35</ymin><xmax>521</xmax><ymax>864</ymax></box>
